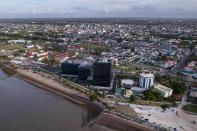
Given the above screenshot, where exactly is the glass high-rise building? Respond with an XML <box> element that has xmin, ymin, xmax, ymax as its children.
<box><xmin>61</xmin><ymin>62</ymin><xmax>80</xmax><ymax>75</ymax></box>
<box><xmin>93</xmin><ymin>59</ymin><xmax>111</xmax><ymax>87</ymax></box>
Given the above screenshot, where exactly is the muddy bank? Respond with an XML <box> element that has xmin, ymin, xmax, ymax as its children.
<box><xmin>17</xmin><ymin>73</ymin><xmax>102</xmax><ymax>116</ymax></box>
<box><xmin>0</xmin><ymin>62</ymin><xmax>18</xmax><ymax>76</ymax></box>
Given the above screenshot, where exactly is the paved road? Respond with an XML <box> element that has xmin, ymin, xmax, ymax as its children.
<box><xmin>36</xmin><ymin>66</ymin><xmax>90</xmax><ymax>91</ymax></box>
<box><xmin>111</xmin><ymin>71</ymin><xmax>117</xmax><ymax>93</ymax></box>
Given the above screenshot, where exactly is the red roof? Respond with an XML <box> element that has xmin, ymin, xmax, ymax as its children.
<box><xmin>174</xmin><ymin>95</ymin><xmax>182</xmax><ymax>100</ymax></box>
<box><xmin>191</xmin><ymin>86</ymin><xmax>197</xmax><ymax>89</ymax></box>
<box><xmin>41</xmin><ymin>55</ymin><xmax>48</xmax><ymax>58</ymax></box>
<box><xmin>161</xmin><ymin>60</ymin><xmax>169</xmax><ymax>62</ymax></box>
<box><xmin>74</xmin><ymin>46</ymin><xmax>81</xmax><ymax>49</ymax></box>
<box><xmin>27</xmin><ymin>54</ymin><xmax>33</xmax><ymax>56</ymax></box>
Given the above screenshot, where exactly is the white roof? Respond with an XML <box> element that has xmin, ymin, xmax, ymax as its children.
<box><xmin>121</xmin><ymin>79</ymin><xmax>134</xmax><ymax>85</ymax></box>
<box><xmin>154</xmin><ymin>84</ymin><xmax>173</xmax><ymax>93</ymax></box>
<box><xmin>131</xmin><ymin>87</ymin><xmax>148</xmax><ymax>92</ymax></box>
<box><xmin>140</xmin><ymin>73</ymin><xmax>154</xmax><ymax>78</ymax></box>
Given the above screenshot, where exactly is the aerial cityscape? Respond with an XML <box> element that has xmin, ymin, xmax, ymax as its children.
<box><xmin>0</xmin><ymin>1</ymin><xmax>197</xmax><ymax>131</ymax></box>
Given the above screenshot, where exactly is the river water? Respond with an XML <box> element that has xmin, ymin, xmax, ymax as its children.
<box><xmin>0</xmin><ymin>69</ymin><xmax>113</xmax><ymax>131</ymax></box>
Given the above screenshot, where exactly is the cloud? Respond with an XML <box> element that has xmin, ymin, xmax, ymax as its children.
<box><xmin>174</xmin><ymin>6</ymin><xmax>184</xmax><ymax>12</ymax></box>
<box><xmin>0</xmin><ymin>0</ymin><xmax>196</xmax><ymax>18</ymax></box>
<box><xmin>73</xmin><ymin>7</ymin><xmax>90</xmax><ymax>12</ymax></box>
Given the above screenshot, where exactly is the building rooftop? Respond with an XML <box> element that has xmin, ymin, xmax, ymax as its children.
<box><xmin>125</xmin><ymin>89</ymin><xmax>133</xmax><ymax>96</ymax></box>
<box><xmin>121</xmin><ymin>79</ymin><xmax>134</xmax><ymax>85</ymax></box>
<box><xmin>64</xmin><ymin>60</ymin><xmax>92</xmax><ymax>66</ymax></box>
<box><xmin>115</xmin><ymin>88</ymin><xmax>121</xmax><ymax>95</ymax></box>
<box><xmin>131</xmin><ymin>87</ymin><xmax>148</xmax><ymax>92</ymax></box>
<box><xmin>95</xmin><ymin>58</ymin><xmax>111</xmax><ymax>63</ymax></box>
<box><xmin>154</xmin><ymin>84</ymin><xmax>173</xmax><ymax>93</ymax></box>
<box><xmin>140</xmin><ymin>72</ymin><xmax>154</xmax><ymax>78</ymax></box>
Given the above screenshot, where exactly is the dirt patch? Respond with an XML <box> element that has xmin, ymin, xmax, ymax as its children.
<box><xmin>115</xmin><ymin>105</ymin><xmax>138</xmax><ymax>118</ymax></box>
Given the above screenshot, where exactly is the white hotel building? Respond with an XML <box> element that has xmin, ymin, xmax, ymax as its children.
<box><xmin>139</xmin><ymin>73</ymin><xmax>154</xmax><ymax>89</ymax></box>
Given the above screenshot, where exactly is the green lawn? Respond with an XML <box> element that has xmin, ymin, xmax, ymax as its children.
<box><xmin>183</xmin><ymin>105</ymin><xmax>197</xmax><ymax>113</ymax></box>
<box><xmin>0</xmin><ymin>44</ymin><xmax>23</xmax><ymax>50</ymax></box>
<box><xmin>0</xmin><ymin>36</ymin><xmax>10</xmax><ymax>40</ymax></box>
<box><xmin>79</xmin><ymin>43</ymin><xmax>108</xmax><ymax>50</ymax></box>
<box><xmin>112</xmin><ymin>65</ymin><xmax>142</xmax><ymax>72</ymax></box>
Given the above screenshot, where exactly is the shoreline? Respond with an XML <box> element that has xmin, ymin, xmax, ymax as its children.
<box><xmin>0</xmin><ymin>62</ymin><xmax>155</xmax><ymax>131</ymax></box>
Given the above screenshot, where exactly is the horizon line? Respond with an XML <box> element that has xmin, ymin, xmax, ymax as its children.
<box><xmin>0</xmin><ymin>17</ymin><xmax>197</xmax><ymax>20</ymax></box>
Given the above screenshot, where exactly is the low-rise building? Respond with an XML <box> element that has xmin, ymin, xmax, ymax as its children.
<box><xmin>115</xmin><ymin>88</ymin><xmax>121</xmax><ymax>96</ymax></box>
<box><xmin>153</xmin><ymin>84</ymin><xmax>173</xmax><ymax>98</ymax></box>
<box><xmin>121</xmin><ymin>79</ymin><xmax>134</xmax><ymax>89</ymax></box>
<box><xmin>190</xmin><ymin>90</ymin><xmax>197</xmax><ymax>98</ymax></box>
<box><xmin>26</xmin><ymin>45</ymin><xmax>34</xmax><ymax>49</ymax></box>
<box><xmin>191</xmin><ymin>86</ymin><xmax>197</xmax><ymax>91</ymax></box>
<box><xmin>190</xmin><ymin>86</ymin><xmax>197</xmax><ymax>98</ymax></box>
<box><xmin>124</xmin><ymin>89</ymin><xmax>133</xmax><ymax>98</ymax></box>
<box><xmin>131</xmin><ymin>87</ymin><xmax>148</xmax><ymax>95</ymax></box>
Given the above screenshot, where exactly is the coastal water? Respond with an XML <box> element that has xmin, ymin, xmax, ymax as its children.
<box><xmin>0</xmin><ymin>69</ymin><xmax>113</xmax><ymax>131</ymax></box>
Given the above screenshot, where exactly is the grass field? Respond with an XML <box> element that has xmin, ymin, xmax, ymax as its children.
<box><xmin>79</xmin><ymin>43</ymin><xmax>108</xmax><ymax>50</ymax></box>
<box><xmin>0</xmin><ymin>44</ymin><xmax>23</xmax><ymax>50</ymax></box>
<box><xmin>112</xmin><ymin>65</ymin><xmax>142</xmax><ymax>72</ymax></box>
<box><xmin>183</xmin><ymin>105</ymin><xmax>197</xmax><ymax>113</ymax></box>
<box><xmin>0</xmin><ymin>36</ymin><xmax>10</xmax><ymax>40</ymax></box>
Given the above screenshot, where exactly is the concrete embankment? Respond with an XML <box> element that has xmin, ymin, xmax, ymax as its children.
<box><xmin>95</xmin><ymin>112</ymin><xmax>154</xmax><ymax>131</ymax></box>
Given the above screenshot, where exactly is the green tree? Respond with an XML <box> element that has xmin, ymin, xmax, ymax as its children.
<box><xmin>117</xmin><ymin>80</ymin><xmax>121</xmax><ymax>88</ymax></box>
<box><xmin>95</xmin><ymin>89</ymin><xmax>100</xmax><ymax>96</ymax></box>
<box><xmin>143</xmin><ymin>90</ymin><xmax>155</xmax><ymax>101</ymax></box>
<box><xmin>93</xmin><ymin>49</ymin><xmax>102</xmax><ymax>56</ymax></box>
<box><xmin>90</xmin><ymin>93</ymin><xmax>98</xmax><ymax>101</ymax></box>
<box><xmin>171</xmin><ymin>102</ymin><xmax>178</xmax><ymax>107</ymax></box>
<box><xmin>153</xmin><ymin>92</ymin><xmax>163</xmax><ymax>101</ymax></box>
<box><xmin>42</xmin><ymin>58</ymin><xmax>60</xmax><ymax>66</ymax></box>
<box><xmin>169</xmin><ymin>80</ymin><xmax>186</xmax><ymax>95</ymax></box>
<box><xmin>129</xmin><ymin>95</ymin><xmax>137</xmax><ymax>103</ymax></box>
<box><xmin>161</xmin><ymin>104</ymin><xmax>169</xmax><ymax>111</ymax></box>
<box><xmin>155</xmin><ymin>74</ymin><xmax>162</xmax><ymax>82</ymax></box>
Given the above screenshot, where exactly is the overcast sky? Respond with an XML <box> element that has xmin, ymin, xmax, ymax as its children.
<box><xmin>0</xmin><ymin>0</ymin><xmax>197</xmax><ymax>18</ymax></box>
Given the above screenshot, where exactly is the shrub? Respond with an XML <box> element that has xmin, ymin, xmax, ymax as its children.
<box><xmin>160</xmin><ymin>104</ymin><xmax>169</xmax><ymax>111</ymax></box>
<box><xmin>129</xmin><ymin>95</ymin><xmax>137</xmax><ymax>103</ymax></box>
